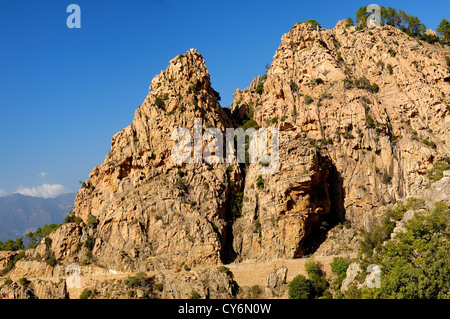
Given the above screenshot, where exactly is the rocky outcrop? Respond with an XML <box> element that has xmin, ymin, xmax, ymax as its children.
<box><xmin>5</xmin><ymin>49</ymin><xmax>242</xmax><ymax>279</ymax></box>
<box><xmin>233</xmin><ymin>20</ymin><xmax>450</xmax><ymax>231</ymax></box>
<box><xmin>0</xmin><ymin>277</ymin><xmax>67</xmax><ymax>299</ymax></box>
<box><xmin>265</xmin><ymin>266</ymin><xmax>287</xmax><ymax>295</ymax></box>
<box><xmin>0</xmin><ymin>251</ymin><xmax>17</xmax><ymax>271</ymax></box>
<box><xmin>1</xmin><ymin>19</ymin><xmax>449</xmax><ymax>299</ymax></box>
<box><xmin>232</xmin><ymin>134</ymin><xmax>335</xmax><ymax>260</ymax></box>
<box><xmin>70</xmin><ymin>49</ymin><xmax>243</xmax><ymax>272</ymax></box>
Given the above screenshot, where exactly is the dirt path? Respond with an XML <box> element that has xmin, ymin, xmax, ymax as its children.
<box><xmin>223</xmin><ymin>256</ymin><xmax>337</xmax><ymax>287</ymax></box>
<box><xmin>24</xmin><ymin>255</ymin><xmax>341</xmax><ymax>298</ymax></box>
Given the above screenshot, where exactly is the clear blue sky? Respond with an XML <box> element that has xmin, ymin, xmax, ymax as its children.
<box><xmin>0</xmin><ymin>0</ymin><xmax>448</xmax><ymax>197</ymax></box>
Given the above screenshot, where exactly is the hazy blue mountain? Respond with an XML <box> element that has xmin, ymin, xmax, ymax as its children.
<box><xmin>0</xmin><ymin>193</ymin><xmax>76</xmax><ymax>241</ymax></box>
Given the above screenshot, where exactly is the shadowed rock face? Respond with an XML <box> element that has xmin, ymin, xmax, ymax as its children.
<box><xmin>2</xmin><ymin>20</ymin><xmax>450</xmax><ymax>296</ymax></box>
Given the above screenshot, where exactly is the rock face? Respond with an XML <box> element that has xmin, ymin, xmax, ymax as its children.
<box><xmin>265</xmin><ymin>266</ymin><xmax>288</xmax><ymax>295</ymax></box>
<box><xmin>1</xmin><ymin>20</ymin><xmax>450</xmax><ymax>299</ymax></box>
<box><xmin>5</xmin><ymin>49</ymin><xmax>242</xmax><ymax>279</ymax></box>
<box><xmin>0</xmin><ymin>251</ymin><xmax>17</xmax><ymax>271</ymax></box>
<box><xmin>232</xmin><ymin>135</ymin><xmax>336</xmax><ymax>260</ymax></box>
<box><xmin>70</xmin><ymin>49</ymin><xmax>242</xmax><ymax>272</ymax></box>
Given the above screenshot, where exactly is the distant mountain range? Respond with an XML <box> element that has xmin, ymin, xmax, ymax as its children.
<box><xmin>0</xmin><ymin>193</ymin><xmax>76</xmax><ymax>241</ymax></box>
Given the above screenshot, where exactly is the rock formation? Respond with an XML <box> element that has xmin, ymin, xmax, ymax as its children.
<box><xmin>1</xmin><ymin>19</ymin><xmax>449</xmax><ymax>299</ymax></box>
<box><xmin>232</xmin><ymin>20</ymin><xmax>450</xmax><ymax>232</ymax></box>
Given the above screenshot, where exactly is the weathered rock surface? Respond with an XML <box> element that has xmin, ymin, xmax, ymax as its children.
<box><xmin>233</xmin><ymin>20</ymin><xmax>450</xmax><ymax>231</ymax></box>
<box><xmin>232</xmin><ymin>134</ymin><xmax>336</xmax><ymax>260</ymax></box>
<box><xmin>0</xmin><ymin>251</ymin><xmax>17</xmax><ymax>271</ymax></box>
<box><xmin>5</xmin><ymin>49</ymin><xmax>241</xmax><ymax>280</ymax></box>
<box><xmin>265</xmin><ymin>266</ymin><xmax>288</xmax><ymax>295</ymax></box>
<box><xmin>1</xmin><ymin>20</ymin><xmax>449</xmax><ymax>299</ymax></box>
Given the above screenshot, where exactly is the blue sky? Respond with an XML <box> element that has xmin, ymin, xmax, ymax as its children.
<box><xmin>0</xmin><ymin>0</ymin><xmax>449</xmax><ymax>197</ymax></box>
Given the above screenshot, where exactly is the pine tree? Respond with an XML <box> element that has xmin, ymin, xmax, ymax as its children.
<box><xmin>437</xmin><ymin>18</ymin><xmax>450</xmax><ymax>42</ymax></box>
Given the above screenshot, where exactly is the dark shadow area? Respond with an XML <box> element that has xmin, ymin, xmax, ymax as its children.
<box><xmin>219</xmin><ymin>163</ymin><xmax>247</xmax><ymax>264</ymax></box>
<box><xmin>302</xmin><ymin>159</ymin><xmax>347</xmax><ymax>256</ymax></box>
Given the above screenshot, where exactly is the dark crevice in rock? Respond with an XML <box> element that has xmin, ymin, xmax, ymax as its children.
<box><xmin>219</xmin><ymin>163</ymin><xmax>245</xmax><ymax>264</ymax></box>
<box><xmin>301</xmin><ymin>157</ymin><xmax>347</xmax><ymax>256</ymax></box>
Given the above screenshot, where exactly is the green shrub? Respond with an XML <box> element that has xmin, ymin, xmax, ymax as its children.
<box><xmin>256</xmin><ymin>175</ymin><xmax>265</xmax><ymax>190</ymax></box>
<box><xmin>421</xmin><ymin>138</ymin><xmax>437</xmax><ymax>149</ymax></box>
<box><xmin>342</xmin><ymin>132</ymin><xmax>354</xmax><ymax>139</ymax></box>
<box><xmin>87</xmin><ymin>214</ymin><xmax>98</xmax><ymax>228</ymax></box>
<box><xmin>230</xmin><ymin>192</ymin><xmax>244</xmax><ymax>220</ymax></box>
<box><xmin>189</xmin><ymin>290</ymin><xmax>201</xmax><ymax>299</ymax></box>
<box><xmin>45</xmin><ymin>254</ymin><xmax>57</xmax><ymax>267</ymax></box>
<box><xmin>79</xmin><ymin>288</ymin><xmax>93</xmax><ymax>299</ymax></box>
<box><xmin>290</xmin><ymin>80</ymin><xmax>298</xmax><ymax>92</ymax></box>
<box><xmin>241</xmin><ymin>119</ymin><xmax>259</xmax><ymax>130</ymax></box>
<box><xmin>387</xmin><ymin>63</ymin><xmax>393</xmax><ymax>74</ymax></box>
<box><xmin>331</xmin><ymin>257</ymin><xmax>349</xmax><ymax>276</ymax></box>
<box><xmin>305</xmin><ymin>261</ymin><xmax>321</xmax><ymax>277</ymax></box>
<box><xmin>253</xmin><ymin>219</ymin><xmax>261</xmax><ymax>233</ymax></box>
<box><xmin>0</xmin><ymin>279</ymin><xmax>13</xmax><ymax>289</ymax></box>
<box><xmin>175</xmin><ymin>178</ymin><xmax>188</xmax><ymax>193</ymax></box>
<box><xmin>288</xmin><ymin>275</ymin><xmax>314</xmax><ymax>299</ymax></box>
<box><xmin>218</xmin><ymin>266</ymin><xmax>229</xmax><ymax>273</ymax></box>
<box><xmin>319</xmin><ymin>93</ymin><xmax>332</xmax><ymax>102</ymax></box>
<box><xmin>125</xmin><ymin>272</ymin><xmax>155</xmax><ymax>289</ymax></box>
<box><xmin>0</xmin><ymin>251</ymin><xmax>25</xmax><ymax>276</ymax></box>
<box><xmin>345</xmin><ymin>17</ymin><xmax>354</xmax><ymax>28</ymax></box>
<box><xmin>354</xmin><ymin>76</ymin><xmax>379</xmax><ymax>93</ymax></box>
<box><xmin>426</xmin><ymin>161</ymin><xmax>450</xmax><ymax>183</ymax></box>
<box><xmin>305</xmin><ymin>261</ymin><xmax>329</xmax><ymax>297</ymax></box>
<box><xmin>18</xmin><ymin>277</ymin><xmax>30</xmax><ymax>286</ymax></box>
<box><xmin>388</xmin><ymin>48</ymin><xmax>396</xmax><ymax>57</ymax></box>
<box><xmin>267</xmin><ymin>117</ymin><xmax>278</xmax><ymax>125</ymax></box>
<box><xmin>84</xmin><ymin>236</ymin><xmax>95</xmax><ymax>252</ymax></box>
<box><xmin>251</xmin><ymin>285</ymin><xmax>261</xmax><ymax>297</ymax></box>
<box><xmin>382</xmin><ymin>172</ymin><xmax>392</xmax><ymax>184</ymax></box>
<box><xmin>65</xmin><ymin>213</ymin><xmax>83</xmax><ymax>224</ymax></box>
<box><xmin>304</xmin><ymin>95</ymin><xmax>313</xmax><ymax>105</ymax></box>
<box><xmin>343</xmin><ymin>78</ymin><xmax>353</xmax><ymax>89</ymax></box>
<box><xmin>154</xmin><ymin>283</ymin><xmax>163</xmax><ymax>292</ymax></box>
<box><xmin>255</xmin><ymin>74</ymin><xmax>267</xmax><ymax>95</ymax></box>
<box><xmin>154</xmin><ymin>96</ymin><xmax>165</xmax><ymax>108</ymax></box>
<box><xmin>314</xmin><ymin>78</ymin><xmax>324</xmax><ymax>85</ymax></box>
<box><xmin>366</xmin><ymin>114</ymin><xmax>376</xmax><ymax>128</ymax></box>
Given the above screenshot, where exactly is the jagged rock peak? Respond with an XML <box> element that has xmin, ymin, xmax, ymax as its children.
<box><xmin>231</xmin><ymin>19</ymin><xmax>450</xmax><ymax>230</ymax></box>
<box><xmin>135</xmin><ymin>48</ymin><xmax>228</xmax><ymax>128</ymax></box>
<box><xmin>150</xmin><ymin>49</ymin><xmax>209</xmax><ymax>92</ymax></box>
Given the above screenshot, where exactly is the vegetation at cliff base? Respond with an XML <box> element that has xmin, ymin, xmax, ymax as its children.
<box><xmin>344</xmin><ymin>200</ymin><xmax>450</xmax><ymax>299</ymax></box>
<box><xmin>289</xmin><ymin>261</ymin><xmax>330</xmax><ymax>299</ymax></box>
